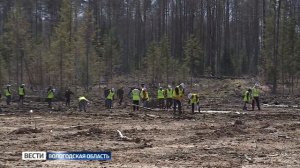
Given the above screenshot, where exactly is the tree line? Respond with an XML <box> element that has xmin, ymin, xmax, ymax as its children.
<box><xmin>0</xmin><ymin>0</ymin><xmax>299</xmax><ymax>94</ymax></box>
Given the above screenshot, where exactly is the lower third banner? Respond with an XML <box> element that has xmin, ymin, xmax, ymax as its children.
<box><xmin>46</xmin><ymin>151</ymin><xmax>111</xmax><ymax>161</ymax></box>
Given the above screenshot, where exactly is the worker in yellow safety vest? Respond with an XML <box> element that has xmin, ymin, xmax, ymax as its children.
<box><xmin>173</xmin><ymin>83</ymin><xmax>185</xmax><ymax>115</ymax></box>
<box><xmin>78</xmin><ymin>96</ymin><xmax>89</xmax><ymax>112</ymax></box>
<box><xmin>140</xmin><ymin>88</ymin><xmax>149</xmax><ymax>107</ymax></box>
<box><xmin>18</xmin><ymin>84</ymin><xmax>25</xmax><ymax>105</ymax></box>
<box><xmin>189</xmin><ymin>93</ymin><xmax>200</xmax><ymax>114</ymax></box>
<box><xmin>157</xmin><ymin>87</ymin><xmax>165</xmax><ymax>109</ymax></box>
<box><xmin>4</xmin><ymin>85</ymin><xmax>12</xmax><ymax>105</ymax></box>
<box><xmin>47</xmin><ymin>86</ymin><xmax>55</xmax><ymax>108</ymax></box>
<box><xmin>243</xmin><ymin>88</ymin><xmax>252</xmax><ymax>111</ymax></box>
<box><xmin>166</xmin><ymin>85</ymin><xmax>173</xmax><ymax>110</ymax></box>
<box><xmin>131</xmin><ymin>87</ymin><xmax>140</xmax><ymax>111</ymax></box>
<box><xmin>106</xmin><ymin>88</ymin><xmax>115</xmax><ymax>109</ymax></box>
<box><xmin>252</xmin><ymin>85</ymin><xmax>261</xmax><ymax>111</ymax></box>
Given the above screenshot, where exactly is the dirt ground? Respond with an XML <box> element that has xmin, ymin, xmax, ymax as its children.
<box><xmin>0</xmin><ymin>99</ymin><xmax>299</xmax><ymax>168</ymax></box>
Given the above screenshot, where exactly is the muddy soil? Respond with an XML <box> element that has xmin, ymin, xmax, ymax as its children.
<box><xmin>0</xmin><ymin>100</ymin><xmax>299</xmax><ymax>168</ymax></box>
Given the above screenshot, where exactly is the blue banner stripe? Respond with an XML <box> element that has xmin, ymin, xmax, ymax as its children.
<box><xmin>46</xmin><ymin>151</ymin><xmax>111</xmax><ymax>161</ymax></box>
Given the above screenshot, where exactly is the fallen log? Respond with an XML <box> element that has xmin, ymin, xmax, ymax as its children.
<box><xmin>145</xmin><ymin>114</ymin><xmax>160</xmax><ymax>118</ymax></box>
<box><xmin>117</xmin><ymin>130</ymin><xmax>132</xmax><ymax>141</ymax></box>
<box><xmin>127</xmin><ymin>104</ymin><xmax>156</xmax><ymax>111</ymax></box>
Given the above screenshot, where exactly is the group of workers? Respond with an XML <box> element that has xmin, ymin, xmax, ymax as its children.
<box><xmin>1</xmin><ymin>82</ymin><xmax>261</xmax><ymax>114</ymax></box>
<box><xmin>243</xmin><ymin>84</ymin><xmax>261</xmax><ymax>111</ymax></box>
<box><xmin>51</xmin><ymin>87</ymin><xmax>88</xmax><ymax>112</ymax></box>
<box><xmin>1</xmin><ymin>84</ymin><xmax>89</xmax><ymax>112</ymax></box>
<box><xmin>103</xmin><ymin>83</ymin><xmax>201</xmax><ymax>114</ymax></box>
<box><xmin>3</xmin><ymin>84</ymin><xmax>25</xmax><ymax>106</ymax></box>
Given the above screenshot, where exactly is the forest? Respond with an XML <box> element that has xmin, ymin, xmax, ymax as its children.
<box><xmin>0</xmin><ymin>0</ymin><xmax>299</xmax><ymax>94</ymax></box>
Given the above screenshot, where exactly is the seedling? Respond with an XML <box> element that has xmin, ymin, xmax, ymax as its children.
<box><xmin>29</xmin><ymin>109</ymin><xmax>33</xmax><ymax>121</ymax></box>
<box><xmin>29</xmin><ymin>110</ymin><xmax>37</xmax><ymax>129</ymax></box>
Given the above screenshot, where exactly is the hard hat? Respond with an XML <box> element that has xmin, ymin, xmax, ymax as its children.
<box><xmin>188</xmin><ymin>93</ymin><xmax>192</xmax><ymax>99</ymax></box>
<box><xmin>168</xmin><ymin>85</ymin><xmax>172</xmax><ymax>88</ymax></box>
<box><xmin>180</xmin><ymin>83</ymin><xmax>185</xmax><ymax>88</ymax></box>
<box><xmin>112</xmin><ymin>88</ymin><xmax>115</xmax><ymax>92</ymax></box>
<box><xmin>21</xmin><ymin>84</ymin><xmax>25</xmax><ymax>86</ymax></box>
<box><xmin>159</xmin><ymin>87</ymin><xmax>162</xmax><ymax>89</ymax></box>
<box><xmin>7</xmin><ymin>84</ymin><xmax>11</xmax><ymax>87</ymax></box>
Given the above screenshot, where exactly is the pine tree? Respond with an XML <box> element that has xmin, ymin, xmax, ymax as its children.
<box><xmin>101</xmin><ymin>30</ymin><xmax>121</xmax><ymax>81</ymax></box>
<box><xmin>51</xmin><ymin>0</ymin><xmax>74</xmax><ymax>90</ymax></box>
<box><xmin>144</xmin><ymin>42</ymin><xmax>156</xmax><ymax>82</ymax></box>
<box><xmin>144</xmin><ymin>37</ymin><xmax>171</xmax><ymax>84</ymax></box>
<box><xmin>159</xmin><ymin>36</ymin><xmax>171</xmax><ymax>83</ymax></box>
<box><xmin>0</xmin><ymin>3</ymin><xmax>31</xmax><ymax>85</ymax></box>
<box><xmin>183</xmin><ymin>35</ymin><xmax>203</xmax><ymax>76</ymax></box>
<box><xmin>262</xmin><ymin>2</ymin><xmax>276</xmax><ymax>90</ymax></box>
<box><xmin>279</xmin><ymin>2</ymin><xmax>298</xmax><ymax>94</ymax></box>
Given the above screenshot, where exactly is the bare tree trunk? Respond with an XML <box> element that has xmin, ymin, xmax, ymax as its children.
<box><xmin>272</xmin><ymin>0</ymin><xmax>281</xmax><ymax>94</ymax></box>
<box><xmin>86</xmin><ymin>43</ymin><xmax>89</xmax><ymax>91</ymax></box>
<box><xmin>281</xmin><ymin>40</ymin><xmax>285</xmax><ymax>96</ymax></box>
<box><xmin>292</xmin><ymin>75</ymin><xmax>294</xmax><ymax>95</ymax></box>
<box><xmin>74</xmin><ymin>1</ymin><xmax>78</xmax><ymax>91</ymax></box>
<box><xmin>39</xmin><ymin>47</ymin><xmax>43</xmax><ymax>89</ymax></box>
<box><xmin>16</xmin><ymin>50</ymin><xmax>19</xmax><ymax>85</ymax></box>
<box><xmin>35</xmin><ymin>0</ymin><xmax>38</xmax><ymax>41</ymax></box>
<box><xmin>59</xmin><ymin>40</ymin><xmax>63</xmax><ymax>89</ymax></box>
<box><xmin>20</xmin><ymin>49</ymin><xmax>23</xmax><ymax>83</ymax></box>
<box><xmin>253</xmin><ymin>0</ymin><xmax>260</xmax><ymax>74</ymax></box>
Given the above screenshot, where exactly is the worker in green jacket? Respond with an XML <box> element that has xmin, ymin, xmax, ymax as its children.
<box><xmin>243</xmin><ymin>88</ymin><xmax>252</xmax><ymax>111</ymax></box>
<box><xmin>47</xmin><ymin>86</ymin><xmax>54</xmax><ymax>108</ymax></box>
<box><xmin>78</xmin><ymin>96</ymin><xmax>89</xmax><ymax>112</ymax></box>
<box><xmin>19</xmin><ymin>84</ymin><xmax>25</xmax><ymax>105</ymax></box>
<box><xmin>166</xmin><ymin>85</ymin><xmax>173</xmax><ymax>110</ymax></box>
<box><xmin>131</xmin><ymin>87</ymin><xmax>140</xmax><ymax>111</ymax></box>
<box><xmin>157</xmin><ymin>87</ymin><xmax>165</xmax><ymax>109</ymax></box>
<box><xmin>252</xmin><ymin>85</ymin><xmax>261</xmax><ymax>110</ymax></box>
<box><xmin>4</xmin><ymin>85</ymin><xmax>12</xmax><ymax>105</ymax></box>
<box><xmin>106</xmin><ymin>88</ymin><xmax>115</xmax><ymax>109</ymax></box>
